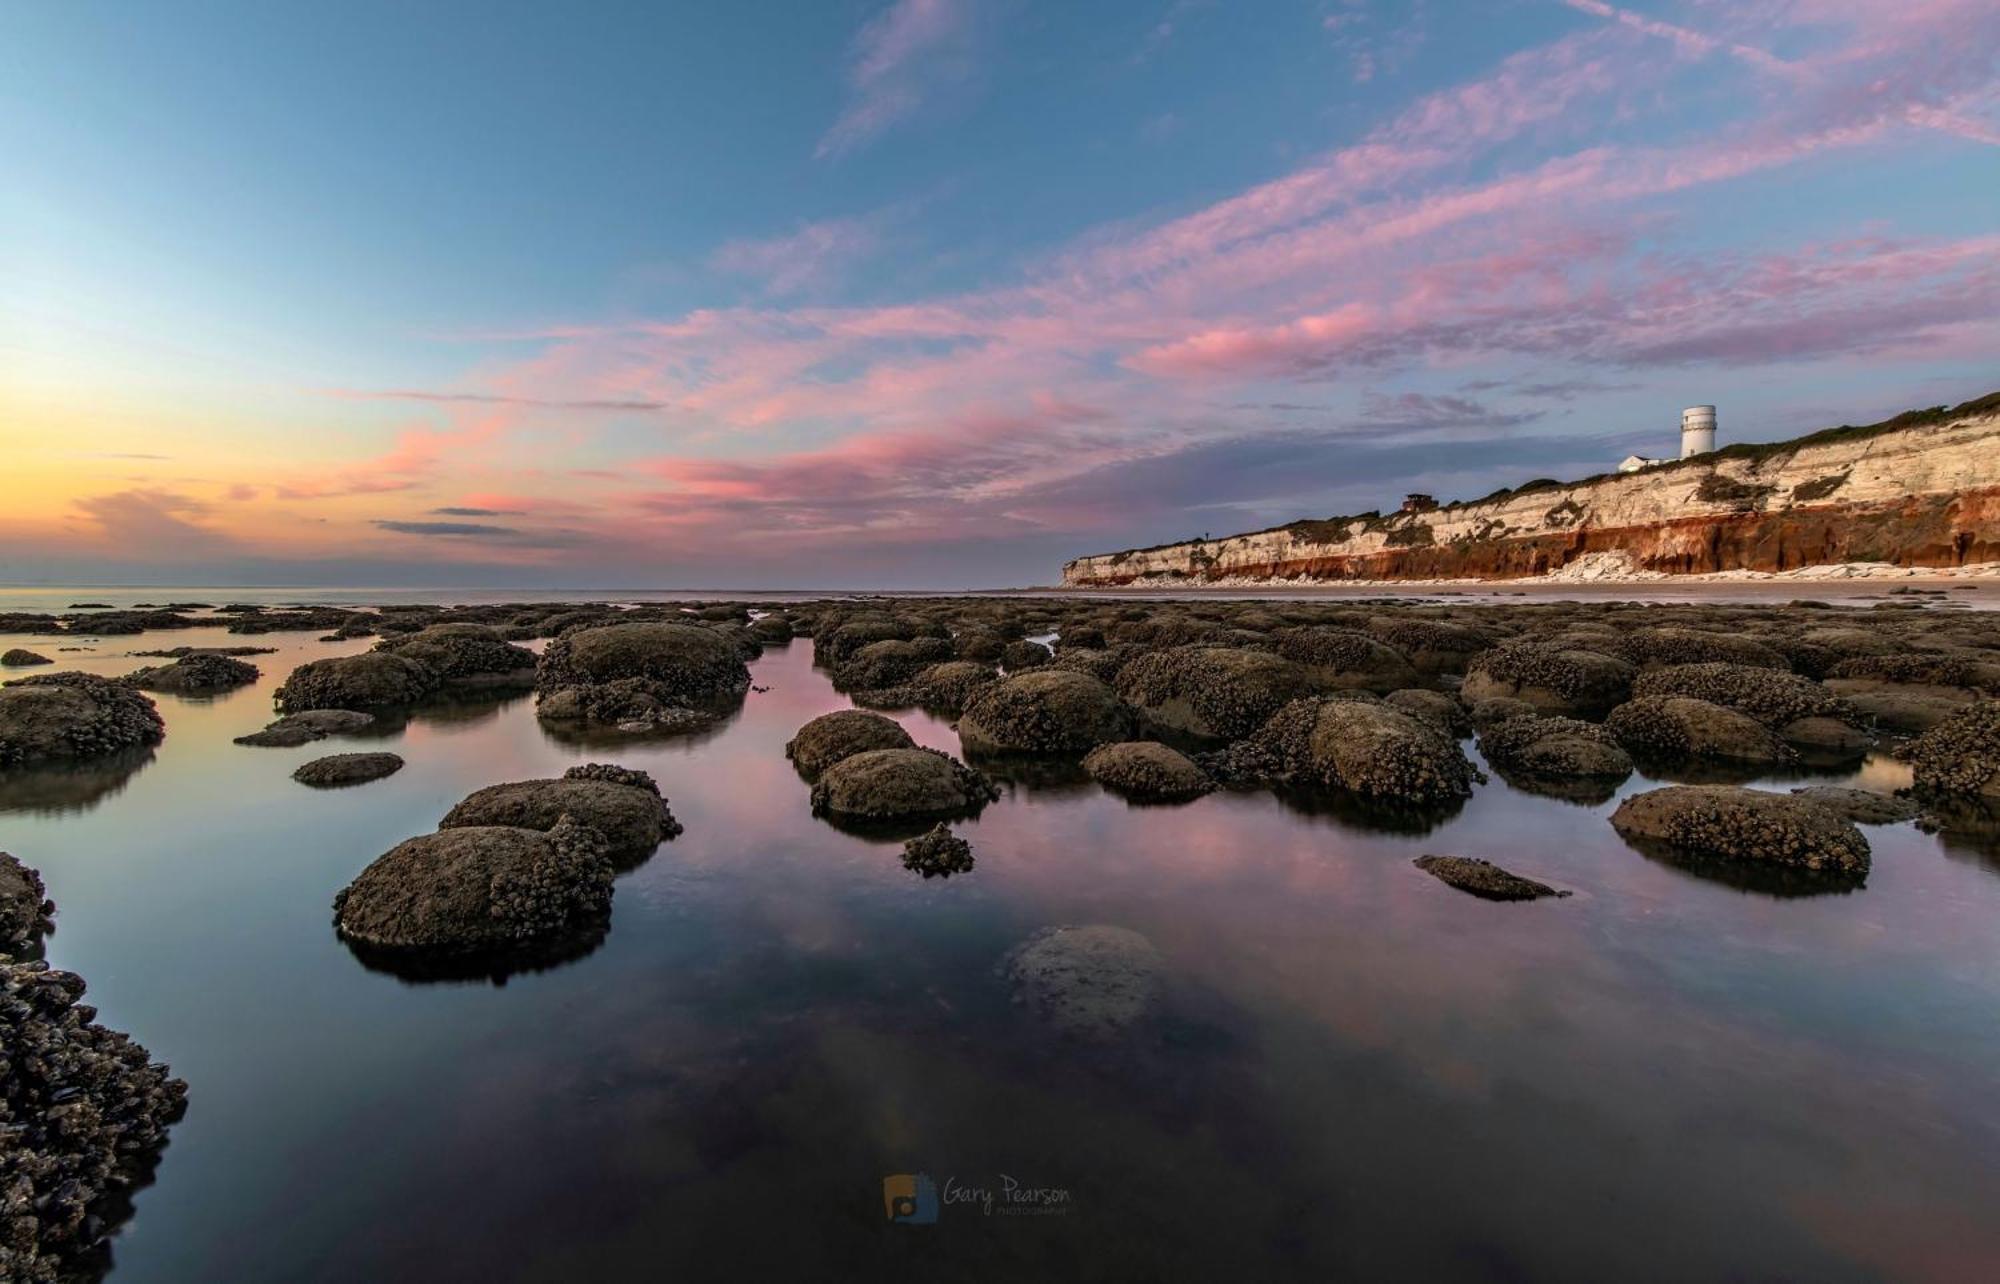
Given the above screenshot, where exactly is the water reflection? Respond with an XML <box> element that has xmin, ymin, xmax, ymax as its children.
<box><xmin>0</xmin><ymin>746</ymin><xmax>156</xmax><ymax>815</ymax></box>
<box><xmin>1617</xmin><ymin>831</ymin><xmax>1869</xmax><ymax>898</ymax></box>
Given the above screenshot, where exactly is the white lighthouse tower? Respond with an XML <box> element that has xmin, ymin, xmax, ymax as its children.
<box><xmin>1681</xmin><ymin>405</ymin><xmax>1717</xmax><ymax>458</ymax></box>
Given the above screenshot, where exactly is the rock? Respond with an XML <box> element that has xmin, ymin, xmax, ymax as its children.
<box><xmin>535</xmin><ymin>622</ymin><xmax>750</xmax><ymax>725</ymax></box>
<box><xmin>0</xmin><ymin>649</ymin><xmax>52</xmax><ymax>667</ymax></box>
<box><xmin>1478</xmin><ymin>715</ymin><xmax>1634</xmax><ymax>779</ymax></box>
<box><xmin>0</xmin><ymin>851</ymin><xmax>55</xmax><ymax>953</ymax></box>
<box><xmin>1909</xmin><ymin>700</ymin><xmax>2000</xmax><ymax>800</ymax></box>
<box><xmin>1790</xmin><ymin>786</ymin><xmax>1923</xmax><ymax>826</ymax></box>
<box><xmin>373</xmin><ymin>624</ymin><xmax>537</xmax><ymax>686</ymax></box>
<box><xmin>909</xmin><ymin>660</ymin><xmax>999</xmax><ymax>713</ymax></box>
<box><xmin>1829</xmin><ymin>683</ymin><xmax>1973</xmax><ymax>734</ymax></box>
<box><xmin>1413</xmin><ymin>855</ymin><xmax>1569</xmax><ymax>901</ymax></box>
<box><xmin>1001</xmin><ymin>925</ymin><xmax>1163</xmax><ymax>1039</ymax></box>
<box><xmin>1081</xmin><ymin>741</ymin><xmax>1214</xmax><ymax>802</ymax></box>
<box><xmin>1468</xmin><ymin>696</ymin><xmax>1540</xmax><ymax>731</ymax></box>
<box><xmin>832</xmin><ymin>637</ymin><xmax>956</xmax><ymax>691</ymax></box>
<box><xmin>1463</xmin><ymin>643</ymin><xmax>1634</xmax><ymax>718</ymax></box>
<box><xmin>292</xmin><ymin>752</ymin><xmax>404</xmax><ymax>788</ymax></box>
<box><xmin>1249</xmin><ymin>696</ymin><xmax>1476</xmax><ymax>805</ymax></box>
<box><xmin>0</xmin><ymin>673</ymin><xmax>165</xmax><ymax>766</ymax></box>
<box><xmin>1112</xmin><ymin>647</ymin><xmax>1319</xmax><ymax>742</ymax></box>
<box><xmin>1610</xmin><ymin>785</ymin><xmax>1870</xmax><ymax>875</ymax></box>
<box><xmin>960</xmin><ymin>669</ymin><xmax>1138</xmax><ymax>755</ymax></box>
<box><xmin>749</xmin><ymin>614</ymin><xmax>794</xmax><ymax>645</ymax></box>
<box><xmin>1365</xmin><ymin>617</ymin><xmax>1488</xmax><ymax>674</ymax></box>
<box><xmin>809</xmin><ymin>747</ymin><xmax>998</xmax><ymax>822</ymax></box>
<box><xmin>1275</xmin><ymin>628</ymin><xmax>1418</xmax><ymax>691</ymax></box>
<box><xmin>333</xmin><ymin>816</ymin><xmax>615</xmax><ymax>957</ymax></box>
<box><xmin>440</xmin><ymin>766</ymin><xmax>680</xmax><ymax>863</ymax></box>
<box><xmin>117</xmin><ymin>651</ymin><xmax>260</xmax><ymax>694</ymax></box>
<box><xmin>1000</xmin><ymin>639</ymin><xmax>1053</xmax><ymax>671</ymax></box>
<box><xmin>786</xmin><ymin>710</ymin><xmax>916</xmax><ymax>779</ymax></box>
<box><xmin>232</xmin><ymin>708</ymin><xmax>376</xmax><ymax>748</ymax></box>
<box><xmin>900</xmin><ymin>824</ymin><xmax>975</xmax><ymax>878</ymax></box>
<box><xmin>1612</xmin><ymin>627</ymin><xmax>1789</xmax><ymax>670</ymax></box>
<box><xmin>1384</xmin><ymin>688</ymin><xmax>1471</xmax><ymax>736</ymax></box>
<box><xmin>274</xmin><ymin>652</ymin><xmax>440</xmax><ymax>713</ymax></box>
<box><xmin>1630</xmin><ymin>662</ymin><xmax>1857</xmax><ymax>731</ymax></box>
<box><xmin>0</xmin><ymin>956</ymin><xmax>187</xmax><ymax>1283</ymax></box>
<box><xmin>1775</xmin><ymin>715</ymin><xmax>1875</xmax><ymax>755</ymax></box>
<box><xmin>1605</xmin><ymin>696</ymin><xmax>1795</xmax><ymax>764</ymax></box>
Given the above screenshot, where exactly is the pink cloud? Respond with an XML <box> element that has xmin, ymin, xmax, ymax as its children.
<box><xmin>711</xmin><ymin>211</ymin><xmax>893</xmax><ymax>297</ymax></box>
<box><xmin>816</xmin><ymin>0</ymin><xmax>976</xmax><ymax>159</ymax></box>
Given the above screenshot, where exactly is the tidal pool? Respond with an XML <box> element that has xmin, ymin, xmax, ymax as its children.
<box><xmin>6</xmin><ymin>617</ymin><xmax>2000</xmax><ymax>1281</ymax></box>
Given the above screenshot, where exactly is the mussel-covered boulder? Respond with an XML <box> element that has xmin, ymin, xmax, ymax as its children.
<box><xmin>1413</xmin><ymin>854</ymin><xmax>1569</xmax><ymax>901</ymax></box>
<box><xmin>786</xmin><ymin>710</ymin><xmax>916</xmax><ymax>779</ymax></box>
<box><xmin>1275</xmin><ymin>628</ymin><xmax>1418</xmax><ymax>692</ymax></box>
<box><xmin>332</xmin><ymin>816</ymin><xmax>615</xmax><ymax>956</ymax></box>
<box><xmin>1612</xmin><ymin>627</ymin><xmax>1789</xmax><ymax>671</ymax></box>
<box><xmin>1477</xmin><ymin>716</ymin><xmax>1633</xmax><ymax>780</ymax></box>
<box><xmin>1000</xmin><ymin>639</ymin><xmax>1053</xmax><ymax>671</ymax></box>
<box><xmin>1</xmin><ymin>851</ymin><xmax>55</xmax><ymax>953</ymax></box>
<box><xmin>832</xmin><ymin>637</ymin><xmax>956</xmax><ymax>691</ymax></box>
<box><xmin>117</xmin><ymin>651</ymin><xmax>259</xmax><ymax>694</ymax></box>
<box><xmin>441</xmin><ymin>764</ymin><xmax>681</xmax><ymax>862</ymax></box>
<box><xmin>274</xmin><ymin>652</ymin><xmax>440</xmax><ymax>713</ymax></box>
<box><xmin>292</xmin><ymin>752</ymin><xmax>404</xmax><ymax>788</ymax></box>
<box><xmin>910</xmin><ymin>660</ymin><xmax>999</xmax><ymax>713</ymax></box>
<box><xmin>1</xmin><ymin>649</ymin><xmax>52</xmax><ymax>667</ymax></box>
<box><xmin>1082</xmin><ymin>740</ymin><xmax>1214</xmax><ymax>802</ymax></box>
<box><xmin>0</xmin><ymin>956</ymin><xmax>187</xmax><ymax>1283</ymax></box>
<box><xmin>1790</xmin><ymin>786</ymin><xmax>1923</xmax><ymax>826</ymax></box>
<box><xmin>1610</xmin><ymin>785</ymin><xmax>1869</xmax><ymax>875</ymax></box>
<box><xmin>1384</xmin><ymin>688</ymin><xmax>1471</xmax><ymax>737</ymax></box>
<box><xmin>1001</xmin><ymin>924</ymin><xmax>1163</xmax><ymax>1040</ymax></box>
<box><xmin>1248</xmin><ymin>696</ymin><xmax>1476</xmax><ymax>805</ymax></box>
<box><xmin>1606</xmin><ymin>696</ymin><xmax>1794</xmax><ymax>764</ymax></box>
<box><xmin>535</xmin><ymin>622</ymin><xmax>750</xmax><ymax>728</ymax></box>
<box><xmin>809</xmin><ymin>747</ymin><xmax>998</xmax><ymax>822</ymax></box>
<box><xmin>901</xmin><ymin>824</ymin><xmax>975</xmax><ymax>878</ymax></box>
<box><xmin>1629</xmin><ymin>663</ymin><xmax>1857</xmax><ymax>736</ymax></box>
<box><xmin>233</xmin><ymin>708</ymin><xmax>375</xmax><ymax>747</ymax></box>
<box><xmin>1365</xmin><ymin>617</ymin><xmax>1487</xmax><ymax>675</ymax></box>
<box><xmin>374</xmin><ymin>624</ymin><xmax>537</xmax><ymax>686</ymax></box>
<box><xmin>1463</xmin><ymin>643</ymin><xmax>1633</xmax><ymax>719</ymax></box>
<box><xmin>959</xmin><ymin>669</ymin><xmax>1137</xmax><ymax>755</ymax></box>
<box><xmin>1909</xmin><ymin>700</ymin><xmax>2000</xmax><ymax>800</ymax></box>
<box><xmin>0</xmin><ymin>673</ymin><xmax>165</xmax><ymax>766</ymax></box>
<box><xmin>1112</xmin><ymin>647</ymin><xmax>1318</xmax><ymax>742</ymax></box>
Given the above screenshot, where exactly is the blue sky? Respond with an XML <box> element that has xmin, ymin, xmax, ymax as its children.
<box><xmin>3</xmin><ymin>0</ymin><xmax>1996</xmax><ymax>587</ymax></box>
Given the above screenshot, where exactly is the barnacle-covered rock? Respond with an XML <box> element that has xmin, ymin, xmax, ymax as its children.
<box><xmin>1112</xmin><ymin>647</ymin><xmax>1318</xmax><ymax>742</ymax></box>
<box><xmin>1629</xmin><ymin>662</ymin><xmax>1856</xmax><ymax>732</ymax></box>
<box><xmin>832</xmin><ymin>637</ymin><xmax>956</xmax><ymax>691</ymax></box>
<box><xmin>0</xmin><ymin>648</ymin><xmax>52</xmax><ymax>667</ymax></box>
<box><xmin>1081</xmin><ymin>740</ymin><xmax>1214</xmax><ymax>802</ymax></box>
<box><xmin>1909</xmin><ymin>700</ymin><xmax>2000</xmax><ymax>800</ymax></box>
<box><xmin>1478</xmin><ymin>715</ymin><xmax>1633</xmax><ymax>780</ymax></box>
<box><xmin>960</xmin><ymin>669</ymin><xmax>1137</xmax><ymax>755</ymax></box>
<box><xmin>117</xmin><ymin>650</ymin><xmax>260</xmax><ymax>694</ymax></box>
<box><xmin>441</xmin><ymin>766</ymin><xmax>680</xmax><ymax>862</ymax></box>
<box><xmin>0</xmin><ymin>672</ymin><xmax>165</xmax><ymax>766</ymax></box>
<box><xmin>373</xmin><ymin>623</ymin><xmax>537</xmax><ymax>687</ymax></box>
<box><xmin>1789</xmin><ymin>786</ymin><xmax>1923</xmax><ymax>826</ymax></box>
<box><xmin>1610</xmin><ymin>627</ymin><xmax>1789</xmax><ymax>671</ymax></box>
<box><xmin>1274</xmin><ymin>628</ymin><xmax>1417</xmax><ymax>692</ymax></box>
<box><xmin>809</xmin><ymin>747</ymin><xmax>998</xmax><ymax>822</ymax></box>
<box><xmin>0</xmin><ymin>851</ymin><xmax>55</xmax><ymax>953</ymax></box>
<box><xmin>1413</xmin><ymin>854</ymin><xmax>1569</xmax><ymax>901</ymax></box>
<box><xmin>292</xmin><ymin>751</ymin><xmax>405</xmax><ymax>788</ymax></box>
<box><xmin>786</xmin><ymin>710</ymin><xmax>916</xmax><ymax>779</ymax></box>
<box><xmin>1605</xmin><ymin>696</ymin><xmax>1795</xmax><ymax>765</ymax></box>
<box><xmin>1610</xmin><ymin>785</ymin><xmax>1869</xmax><ymax>875</ymax></box>
<box><xmin>900</xmin><ymin>824</ymin><xmax>975</xmax><ymax>878</ymax></box>
<box><xmin>1248</xmin><ymin>696</ymin><xmax>1475</xmax><ymax>805</ymax></box>
<box><xmin>1384</xmin><ymin>688</ymin><xmax>1471</xmax><ymax>737</ymax></box>
<box><xmin>274</xmin><ymin>652</ymin><xmax>441</xmax><ymax>713</ymax></box>
<box><xmin>535</xmin><ymin>622</ymin><xmax>750</xmax><ymax>726</ymax></box>
<box><xmin>1462</xmin><ymin>642</ymin><xmax>1633</xmax><ymax>719</ymax></box>
<box><xmin>909</xmin><ymin>660</ymin><xmax>999</xmax><ymax>714</ymax></box>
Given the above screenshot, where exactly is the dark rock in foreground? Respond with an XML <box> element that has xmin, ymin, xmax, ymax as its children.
<box><xmin>293</xmin><ymin>752</ymin><xmax>405</xmax><ymax>788</ymax></box>
<box><xmin>535</xmin><ymin>622</ymin><xmax>750</xmax><ymax>731</ymax></box>
<box><xmin>1001</xmin><ymin>925</ymin><xmax>1163</xmax><ymax>1040</ymax></box>
<box><xmin>0</xmin><ymin>673</ymin><xmax>165</xmax><ymax>766</ymax></box>
<box><xmin>0</xmin><ymin>851</ymin><xmax>55</xmax><ymax>954</ymax></box>
<box><xmin>960</xmin><ymin>669</ymin><xmax>1137</xmax><ymax>755</ymax></box>
<box><xmin>901</xmin><ymin>824</ymin><xmax>975</xmax><ymax>878</ymax></box>
<box><xmin>1610</xmin><ymin>785</ymin><xmax>1870</xmax><ymax>875</ymax></box>
<box><xmin>1414</xmin><ymin>854</ymin><xmax>1569</xmax><ymax>901</ymax></box>
<box><xmin>441</xmin><ymin>765</ymin><xmax>680</xmax><ymax>863</ymax></box>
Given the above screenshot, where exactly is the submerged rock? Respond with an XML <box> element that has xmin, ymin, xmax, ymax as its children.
<box><xmin>118</xmin><ymin>651</ymin><xmax>260</xmax><ymax>694</ymax></box>
<box><xmin>0</xmin><ymin>955</ymin><xmax>188</xmax><ymax>1284</ymax></box>
<box><xmin>441</xmin><ymin>766</ymin><xmax>680</xmax><ymax>863</ymax></box>
<box><xmin>292</xmin><ymin>752</ymin><xmax>404</xmax><ymax>788</ymax></box>
<box><xmin>1610</xmin><ymin>785</ymin><xmax>1870</xmax><ymax>875</ymax></box>
<box><xmin>900</xmin><ymin>824</ymin><xmax>975</xmax><ymax>878</ymax></box>
<box><xmin>959</xmin><ymin>669</ymin><xmax>1137</xmax><ymax>755</ymax></box>
<box><xmin>1413</xmin><ymin>854</ymin><xmax>1569</xmax><ymax>901</ymax></box>
<box><xmin>1001</xmin><ymin>925</ymin><xmax>1163</xmax><ymax>1040</ymax></box>
<box><xmin>785</xmin><ymin>710</ymin><xmax>916</xmax><ymax>780</ymax></box>
<box><xmin>809</xmin><ymin>747</ymin><xmax>998</xmax><ymax>823</ymax></box>
<box><xmin>1081</xmin><ymin>740</ymin><xmax>1214</xmax><ymax>802</ymax></box>
<box><xmin>0</xmin><ymin>649</ymin><xmax>52</xmax><ymax>667</ymax></box>
<box><xmin>274</xmin><ymin>652</ymin><xmax>440</xmax><ymax>713</ymax></box>
<box><xmin>333</xmin><ymin>816</ymin><xmax>615</xmax><ymax>958</ymax></box>
<box><xmin>0</xmin><ymin>672</ymin><xmax>165</xmax><ymax>766</ymax></box>
<box><xmin>1789</xmin><ymin>786</ymin><xmax>1923</xmax><ymax>826</ymax></box>
<box><xmin>0</xmin><ymin>851</ymin><xmax>55</xmax><ymax>953</ymax></box>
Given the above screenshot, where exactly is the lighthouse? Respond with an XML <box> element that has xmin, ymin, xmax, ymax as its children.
<box><xmin>1681</xmin><ymin>405</ymin><xmax>1717</xmax><ymax>458</ymax></box>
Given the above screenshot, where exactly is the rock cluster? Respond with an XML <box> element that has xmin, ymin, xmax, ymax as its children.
<box><xmin>274</xmin><ymin>653</ymin><xmax>439</xmax><ymax>714</ymax></box>
<box><xmin>1112</xmin><ymin>647</ymin><xmax>1318</xmax><ymax>741</ymax></box>
<box><xmin>0</xmin><ymin>673</ymin><xmax>166</xmax><ymax>766</ymax></box>
<box><xmin>0</xmin><ymin>852</ymin><xmax>55</xmax><ymax>954</ymax></box>
<box><xmin>535</xmin><ymin>622</ymin><xmax>751</xmax><ymax>731</ymax></box>
<box><xmin>441</xmin><ymin>766</ymin><xmax>681</xmax><ymax>863</ymax></box>
<box><xmin>785</xmin><ymin>710</ymin><xmax>916</xmax><ymax>779</ymax></box>
<box><xmin>900</xmin><ymin>824</ymin><xmax>975</xmax><ymax>878</ymax></box>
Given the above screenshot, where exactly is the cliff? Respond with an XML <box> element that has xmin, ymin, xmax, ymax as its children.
<box><xmin>1061</xmin><ymin>392</ymin><xmax>2000</xmax><ymax>587</ymax></box>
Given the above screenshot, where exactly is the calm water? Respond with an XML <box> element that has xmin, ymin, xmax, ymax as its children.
<box><xmin>6</xmin><ymin>613</ymin><xmax>2000</xmax><ymax>1281</ymax></box>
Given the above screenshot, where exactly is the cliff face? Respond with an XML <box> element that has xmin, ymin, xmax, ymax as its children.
<box><xmin>1061</xmin><ymin>397</ymin><xmax>2000</xmax><ymax>587</ymax></box>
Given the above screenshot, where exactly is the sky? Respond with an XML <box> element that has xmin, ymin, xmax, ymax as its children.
<box><xmin>1</xmin><ymin>0</ymin><xmax>1996</xmax><ymax>589</ymax></box>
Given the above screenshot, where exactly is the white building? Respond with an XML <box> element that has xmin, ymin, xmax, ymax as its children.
<box><xmin>1618</xmin><ymin>405</ymin><xmax>1718</xmax><ymax>472</ymax></box>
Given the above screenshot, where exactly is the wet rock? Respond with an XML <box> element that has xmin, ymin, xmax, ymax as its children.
<box><xmin>1828</xmin><ymin>682</ymin><xmax>1973</xmax><ymax>735</ymax></box>
<box><xmin>1384</xmin><ymin>688</ymin><xmax>1471</xmax><ymax>737</ymax></box>
<box><xmin>274</xmin><ymin>652</ymin><xmax>440</xmax><ymax>713</ymax></box>
<box><xmin>909</xmin><ymin>660</ymin><xmax>999</xmax><ymax>714</ymax></box>
<box><xmin>1413</xmin><ymin>855</ymin><xmax>1569</xmax><ymax>901</ymax></box>
<box><xmin>535</xmin><ymin>622</ymin><xmax>751</xmax><ymax>726</ymax></box>
<box><xmin>1</xmin><ymin>649</ymin><xmax>52</xmax><ymax>667</ymax></box>
<box><xmin>1827</xmin><ymin>652</ymin><xmax>2000</xmax><ymax>693</ymax></box>
<box><xmin>441</xmin><ymin>766</ymin><xmax>680</xmax><ymax>863</ymax></box>
<box><xmin>0</xmin><ymin>673</ymin><xmax>165</xmax><ymax>766</ymax></box>
<box><xmin>1468</xmin><ymin>696</ymin><xmax>1540</xmax><ymax>731</ymax></box>
<box><xmin>1082</xmin><ymin>740</ymin><xmax>1214</xmax><ymax>803</ymax></box>
<box><xmin>1790</xmin><ymin>786</ymin><xmax>1923</xmax><ymax>826</ymax></box>
<box><xmin>833</xmin><ymin>637</ymin><xmax>956</xmax><ymax>691</ymax></box>
<box><xmin>0</xmin><ymin>851</ymin><xmax>55</xmax><ymax>953</ymax></box>
<box><xmin>1610</xmin><ymin>785</ymin><xmax>1870</xmax><ymax>875</ymax></box>
<box><xmin>1605</xmin><ymin>696</ymin><xmax>1795</xmax><ymax>764</ymax></box>
<box><xmin>1112</xmin><ymin>647</ymin><xmax>1318</xmax><ymax>742</ymax></box>
<box><xmin>749</xmin><ymin>614</ymin><xmax>794</xmax><ymax>646</ymax></box>
<box><xmin>373</xmin><ymin>624</ymin><xmax>537</xmax><ymax>687</ymax></box>
<box><xmin>786</xmin><ymin>710</ymin><xmax>916</xmax><ymax>780</ymax></box>
<box><xmin>1909</xmin><ymin>700</ymin><xmax>2000</xmax><ymax>800</ymax></box>
<box><xmin>0</xmin><ymin>956</ymin><xmax>187</xmax><ymax>1283</ymax></box>
<box><xmin>1365</xmin><ymin>617</ymin><xmax>1488</xmax><ymax>675</ymax></box>
<box><xmin>292</xmin><ymin>752</ymin><xmax>404</xmax><ymax>788</ymax></box>
<box><xmin>900</xmin><ymin>824</ymin><xmax>975</xmax><ymax>878</ymax></box>
<box><xmin>1048</xmin><ymin>643</ymin><xmax>1145</xmax><ymax>684</ymax></box>
<box><xmin>1776</xmin><ymin>715</ymin><xmax>1874</xmax><ymax>755</ymax></box>
<box><xmin>117</xmin><ymin>651</ymin><xmax>260</xmax><ymax>694</ymax></box>
<box><xmin>1248</xmin><ymin>696</ymin><xmax>1476</xmax><ymax>805</ymax></box>
<box><xmin>233</xmin><ymin>708</ymin><xmax>376</xmax><ymax>747</ymax></box>
<box><xmin>1001</xmin><ymin>925</ymin><xmax>1163</xmax><ymax>1040</ymax></box>
<box><xmin>1000</xmin><ymin>639</ymin><xmax>1053</xmax><ymax>671</ymax></box>
<box><xmin>1463</xmin><ymin>643</ymin><xmax>1633</xmax><ymax>719</ymax></box>
<box><xmin>1612</xmin><ymin>627</ymin><xmax>1789</xmax><ymax>671</ymax></box>
<box><xmin>333</xmin><ymin>816</ymin><xmax>615</xmax><ymax>957</ymax></box>
<box><xmin>809</xmin><ymin>747</ymin><xmax>998</xmax><ymax>822</ymax></box>
<box><xmin>1630</xmin><ymin>662</ymin><xmax>1857</xmax><ymax>732</ymax></box>
<box><xmin>1478</xmin><ymin>715</ymin><xmax>1633</xmax><ymax>780</ymax></box>
<box><xmin>960</xmin><ymin>669</ymin><xmax>1138</xmax><ymax>755</ymax></box>
<box><xmin>1274</xmin><ymin>628</ymin><xmax>1418</xmax><ymax>692</ymax></box>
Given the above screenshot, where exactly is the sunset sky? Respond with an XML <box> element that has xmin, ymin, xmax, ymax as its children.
<box><xmin>4</xmin><ymin>0</ymin><xmax>1996</xmax><ymax>589</ymax></box>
